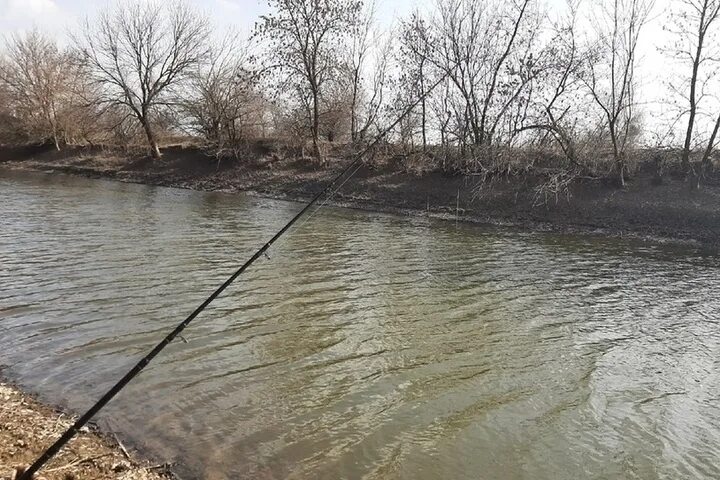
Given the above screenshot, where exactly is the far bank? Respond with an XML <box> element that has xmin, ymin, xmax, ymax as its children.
<box><xmin>1</xmin><ymin>143</ymin><xmax>719</xmax><ymax>247</ymax></box>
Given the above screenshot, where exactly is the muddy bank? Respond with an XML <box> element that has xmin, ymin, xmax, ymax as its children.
<box><xmin>0</xmin><ymin>382</ymin><xmax>171</xmax><ymax>480</ymax></box>
<box><xmin>2</xmin><ymin>144</ymin><xmax>719</xmax><ymax>246</ymax></box>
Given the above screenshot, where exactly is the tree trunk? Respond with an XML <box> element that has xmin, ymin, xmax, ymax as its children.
<box><xmin>681</xmin><ymin>106</ymin><xmax>697</xmax><ymax>173</ymax></box>
<box><xmin>440</xmin><ymin>126</ymin><xmax>447</xmax><ymax>170</ymax></box>
<box><xmin>682</xmin><ymin>12</ymin><xmax>707</xmax><ymax>173</ymax></box>
<box><xmin>421</xmin><ymin>96</ymin><xmax>427</xmax><ymax>152</ymax></box>
<box><xmin>700</xmin><ymin>112</ymin><xmax>720</xmax><ymax>176</ymax></box>
<box><xmin>142</xmin><ymin>119</ymin><xmax>161</xmax><ymax>159</ymax></box>
<box><xmin>563</xmin><ymin>137</ymin><xmax>576</xmax><ymax>168</ymax></box>
<box><xmin>311</xmin><ymin>88</ymin><xmax>321</xmax><ymax>159</ymax></box>
<box><xmin>350</xmin><ymin>70</ymin><xmax>359</xmax><ymax>143</ymax></box>
<box><xmin>610</xmin><ymin>124</ymin><xmax>625</xmax><ymax>188</ymax></box>
<box><xmin>350</xmin><ymin>111</ymin><xmax>357</xmax><ymax>143</ymax></box>
<box><xmin>47</xmin><ymin>109</ymin><xmax>60</xmax><ymax>151</ymax></box>
<box><xmin>420</xmin><ymin>65</ymin><xmax>427</xmax><ymax>152</ymax></box>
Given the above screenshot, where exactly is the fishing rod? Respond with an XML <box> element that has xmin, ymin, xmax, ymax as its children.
<box><xmin>18</xmin><ymin>72</ymin><xmax>450</xmax><ymax>480</ymax></box>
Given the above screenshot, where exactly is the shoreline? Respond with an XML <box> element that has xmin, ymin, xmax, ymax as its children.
<box><xmin>0</xmin><ymin>379</ymin><xmax>173</xmax><ymax>480</ymax></box>
<box><xmin>1</xmin><ymin>146</ymin><xmax>719</xmax><ymax>249</ymax></box>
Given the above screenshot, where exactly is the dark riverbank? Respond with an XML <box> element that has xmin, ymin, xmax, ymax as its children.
<box><xmin>2</xmin><ymin>144</ymin><xmax>719</xmax><ymax>246</ymax></box>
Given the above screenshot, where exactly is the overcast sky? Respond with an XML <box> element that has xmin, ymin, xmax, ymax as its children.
<box><xmin>0</xmin><ymin>0</ymin><xmax>668</xmax><ymax>37</ymax></box>
<box><xmin>0</xmin><ymin>0</ymin><xmax>682</xmax><ymax>136</ymax></box>
<box><xmin>0</xmin><ymin>0</ymin><xmax>424</xmax><ymax>37</ymax></box>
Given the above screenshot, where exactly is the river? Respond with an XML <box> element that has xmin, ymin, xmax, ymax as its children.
<box><xmin>2</xmin><ymin>168</ymin><xmax>720</xmax><ymax>479</ymax></box>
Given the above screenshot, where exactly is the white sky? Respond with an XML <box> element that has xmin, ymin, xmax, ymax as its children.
<box><xmin>0</xmin><ymin>0</ymin><xmax>666</xmax><ymax>40</ymax></box>
<box><xmin>0</xmin><ymin>0</ymin><xmax>686</xmax><ymax>138</ymax></box>
<box><xmin>0</xmin><ymin>0</ymin><xmax>421</xmax><ymax>37</ymax></box>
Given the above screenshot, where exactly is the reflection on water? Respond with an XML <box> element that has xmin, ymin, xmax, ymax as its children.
<box><xmin>2</xmin><ymin>169</ymin><xmax>720</xmax><ymax>479</ymax></box>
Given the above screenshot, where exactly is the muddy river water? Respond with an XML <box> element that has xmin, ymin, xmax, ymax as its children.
<box><xmin>2</xmin><ymin>169</ymin><xmax>720</xmax><ymax>479</ymax></box>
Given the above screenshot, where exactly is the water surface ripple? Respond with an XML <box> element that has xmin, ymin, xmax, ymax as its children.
<box><xmin>2</xmin><ymin>169</ymin><xmax>720</xmax><ymax>479</ymax></box>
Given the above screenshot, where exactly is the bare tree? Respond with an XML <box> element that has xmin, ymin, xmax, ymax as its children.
<box><xmin>255</xmin><ymin>0</ymin><xmax>362</xmax><ymax>158</ymax></box>
<box><xmin>346</xmin><ymin>0</ymin><xmax>377</xmax><ymax>143</ymax></box>
<box><xmin>429</xmin><ymin>76</ymin><xmax>454</xmax><ymax>164</ymax></box>
<box><xmin>0</xmin><ymin>30</ymin><xmax>73</xmax><ymax>149</ymax></box>
<box><xmin>701</xmin><ymin>101</ymin><xmax>720</xmax><ymax>173</ymax></box>
<box><xmin>583</xmin><ymin>0</ymin><xmax>654</xmax><ymax>186</ymax></box>
<box><xmin>182</xmin><ymin>33</ymin><xmax>265</xmax><ymax>154</ymax></box>
<box><xmin>666</xmin><ymin>0</ymin><xmax>720</xmax><ymax>175</ymax></box>
<box><xmin>353</xmin><ymin>33</ymin><xmax>393</xmax><ymax>141</ymax></box>
<box><xmin>513</xmin><ymin>0</ymin><xmax>588</xmax><ymax>169</ymax></box>
<box><xmin>398</xmin><ymin>11</ymin><xmax>434</xmax><ymax>152</ymax></box>
<box><xmin>0</xmin><ymin>79</ymin><xmax>24</xmax><ymax>144</ymax></box>
<box><xmin>74</xmin><ymin>1</ymin><xmax>210</xmax><ymax>159</ymax></box>
<box><xmin>424</xmin><ymin>0</ymin><xmax>539</xmax><ymax>150</ymax></box>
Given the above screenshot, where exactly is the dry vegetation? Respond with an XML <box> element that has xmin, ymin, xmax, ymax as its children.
<box><xmin>0</xmin><ymin>0</ymin><xmax>719</xmax><ymax>193</ymax></box>
<box><xmin>0</xmin><ymin>384</ymin><xmax>170</xmax><ymax>480</ymax></box>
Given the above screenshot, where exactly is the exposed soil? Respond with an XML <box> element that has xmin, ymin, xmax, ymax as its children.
<box><xmin>1</xmin><ymin>143</ymin><xmax>719</xmax><ymax>247</ymax></box>
<box><xmin>0</xmin><ymin>382</ymin><xmax>171</xmax><ymax>480</ymax></box>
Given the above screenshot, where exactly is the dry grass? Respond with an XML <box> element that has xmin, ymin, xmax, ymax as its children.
<box><xmin>0</xmin><ymin>383</ymin><xmax>171</xmax><ymax>480</ymax></box>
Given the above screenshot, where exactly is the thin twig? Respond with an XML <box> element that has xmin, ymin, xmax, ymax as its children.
<box><xmin>113</xmin><ymin>432</ymin><xmax>131</xmax><ymax>460</ymax></box>
<box><xmin>45</xmin><ymin>453</ymin><xmax>112</xmax><ymax>472</ymax></box>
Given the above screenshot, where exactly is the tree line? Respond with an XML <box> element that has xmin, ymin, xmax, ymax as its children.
<box><xmin>1</xmin><ymin>0</ymin><xmax>720</xmax><ymax>187</ymax></box>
